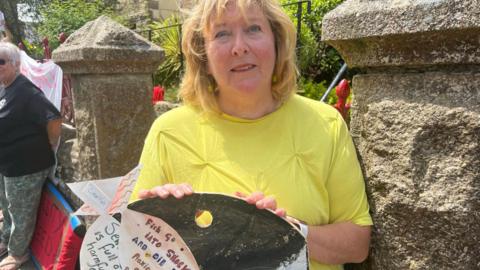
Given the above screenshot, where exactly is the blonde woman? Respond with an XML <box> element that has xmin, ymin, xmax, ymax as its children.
<box><xmin>131</xmin><ymin>1</ymin><xmax>372</xmax><ymax>269</ymax></box>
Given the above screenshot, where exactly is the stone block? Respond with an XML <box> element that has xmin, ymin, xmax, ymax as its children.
<box><xmin>322</xmin><ymin>0</ymin><xmax>480</xmax><ymax>68</ymax></box>
<box><xmin>323</xmin><ymin>1</ymin><xmax>480</xmax><ymax>269</ymax></box>
<box><xmin>153</xmin><ymin>101</ymin><xmax>180</xmax><ymax>117</ymax></box>
<box><xmin>349</xmin><ymin>72</ymin><xmax>480</xmax><ymax>269</ymax></box>
<box><xmin>53</xmin><ymin>16</ymin><xmax>162</xmax><ymax>180</ymax></box>
<box><xmin>53</xmin><ymin>15</ymin><xmax>164</xmax><ymax>74</ymax></box>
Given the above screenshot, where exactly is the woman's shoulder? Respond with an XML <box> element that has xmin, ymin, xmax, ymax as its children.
<box><xmin>288</xmin><ymin>94</ymin><xmax>342</xmax><ymax>122</ymax></box>
<box><xmin>150</xmin><ymin>104</ymin><xmax>200</xmax><ymax>131</ymax></box>
<box><xmin>9</xmin><ymin>75</ymin><xmax>39</xmax><ymax>95</ymax></box>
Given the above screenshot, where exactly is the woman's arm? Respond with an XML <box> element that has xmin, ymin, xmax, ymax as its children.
<box><xmin>307</xmin><ymin>222</ymin><xmax>371</xmax><ymax>264</ymax></box>
<box><xmin>47</xmin><ymin>118</ymin><xmax>62</xmax><ymax>151</ymax></box>
<box><xmin>237</xmin><ymin>191</ymin><xmax>371</xmax><ymax>264</ymax></box>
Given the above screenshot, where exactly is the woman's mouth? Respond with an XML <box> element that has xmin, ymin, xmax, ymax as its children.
<box><xmin>231</xmin><ymin>64</ymin><xmax>256</xmax><ymax>72</ymax></box>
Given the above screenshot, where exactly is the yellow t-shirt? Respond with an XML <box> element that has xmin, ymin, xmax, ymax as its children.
<box><xmin>131</xmin><ymin>94</ymin><xmax>373</xmax><ymax>270</ymax></box>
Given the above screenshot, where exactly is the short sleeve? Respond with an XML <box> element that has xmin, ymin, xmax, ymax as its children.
<box><xmin>326</xmin><ymin>114</ymin><xmax>373</xmax><ymax>226</ymax></box>
<box><xmin>130</xmin><ymin>120</ymin><xmax>168</xmax><ymax>202</ymax></box>
<box><xmin>27</xmin><ymin>91</ymin><xmax>61</xmax><ymax>126</ymax></box>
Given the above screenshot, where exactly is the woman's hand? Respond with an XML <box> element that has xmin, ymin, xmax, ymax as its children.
<box><xmin>138</xmin><ymin>183</ymin><xmax>194</xmax><ymax>199</ymax></box>
<box><xmin>234</xmin><ymin>191</ymin><xmax>286</xmax><ymax>218</ymax></box>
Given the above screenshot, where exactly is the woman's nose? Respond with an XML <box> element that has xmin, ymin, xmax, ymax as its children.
<box><xmin>231</xmin><ymin>33</ymin><xmax>249</xmax><ymax>56</ymax></box>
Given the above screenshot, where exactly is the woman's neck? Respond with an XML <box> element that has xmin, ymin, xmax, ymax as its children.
<box><xmin>3</xmin><ymin>73</ymin><xmax>19</xmax><ymax>88</ymax></box>
<box><xmin>217</xmin><ymin>92</ymin><xmax>278</xmax><ymax>120</ymax></box>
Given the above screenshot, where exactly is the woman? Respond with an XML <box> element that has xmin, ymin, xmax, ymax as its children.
<box><xmin>0</xmin><ymin>42</ymin><xmax>61</xmax><ymax>270</ymax></box>
<box><xmin>130</xmin><ymin>0</ymin><xmax>372</xmax><ymax>269</ymax></box>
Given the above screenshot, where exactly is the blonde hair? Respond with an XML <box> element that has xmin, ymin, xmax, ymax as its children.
<box><xmin>179</xmin><ymin>0</ymin><xmax>298</xmax><ymax>113</ymax></box>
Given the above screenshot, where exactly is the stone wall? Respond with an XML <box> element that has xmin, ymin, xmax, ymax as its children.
<box><xmin>53</xmin><ymin>16</ymin><xmax>164</xmax><ymax>183</ymax></box>
<box><xmin>323</xmin><ymin>0</ymin><xmax>480</xmax><ymax>269</ymax></box>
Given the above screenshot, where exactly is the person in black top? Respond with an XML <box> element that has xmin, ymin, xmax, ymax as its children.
<box><xmin>0</xmin><ymin>41</ymin><xmax>61</xmax><ymax>269</ymax></box>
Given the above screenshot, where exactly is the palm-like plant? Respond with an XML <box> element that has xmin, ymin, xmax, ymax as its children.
<box><xmin>150</xmin><ymin>15</ymin><xmax>183</xmax><ymax>90</ymax></box>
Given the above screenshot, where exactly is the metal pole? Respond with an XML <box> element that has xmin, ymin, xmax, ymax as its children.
<box><xmin>320</xmin><ymin>63</ymin><xmax>348</xmax><ymax>102</ymax></box>
<box><xmin>296</xmin><ymin>1</ymin><xmax>303</xmax><ymax>49</ymax></box>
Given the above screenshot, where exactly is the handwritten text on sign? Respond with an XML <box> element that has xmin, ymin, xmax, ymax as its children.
<box><xmin>119</xmin><ymin>209</ymin><xmax>199</xmax><ymax>270</ymax></box>
<box><xmin>80</xmin><ymin>215</ymin><xmax>122</xmax><ymax>270</ymax></box>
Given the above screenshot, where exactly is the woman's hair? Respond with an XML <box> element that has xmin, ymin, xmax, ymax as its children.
<box><xmin>0</xmin><ymin>41</ymin><xmax>21</xmax><ymax>71</ymax></box>
<box><xmin>179</xmin><ymin>0</ymin><xmax>298</xmax><ymax>113</ymax></box>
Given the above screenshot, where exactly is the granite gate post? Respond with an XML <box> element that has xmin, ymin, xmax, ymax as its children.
<box><xmin>53</xmin><ymin>16</ymin><xmax>164</xmax><ymax>180</ymax></box>
<box><xmin>323</xmin><ymin>1</ymin><xmax>479</xmax><ymax>269</ymax></box>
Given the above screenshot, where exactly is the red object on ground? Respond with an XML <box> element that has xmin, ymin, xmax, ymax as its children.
<box><xmin>334</xmin><ymin>79</ymin><xmax>351</xmax><ymax>119</ymax></box>
<box><xmin>30</xmin><ymin>182</ymin><xmax>84</xmax><ymax>270</ymax></box>
<box><xmin>152</xmin><ymin>85</ymin><xmax>165</xmax><ymax>104</ymax></box>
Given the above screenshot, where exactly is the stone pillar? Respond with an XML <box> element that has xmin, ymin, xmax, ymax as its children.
<box><xmin>53</xmin><ymin>15</ymin><xmax>164</xmax><ymax>180</ymax></box>
<box><xmin>323</xmin><ymin>1</ymin><xmax>479</xmax><ymax>269</ymax></box>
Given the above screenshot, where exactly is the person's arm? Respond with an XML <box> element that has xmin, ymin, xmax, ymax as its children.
<box><xmin>47</xmin><ymin>118</ymin><xmax>62</xmax><ymax>151</ymax></box>
<box><xmin>235</xmin><ymin>191</ymin><xmax>371</xmax><ymax>264</ymax></box>
<box><xmin>305</xmin><ymin>111</ymin><xmax>372</xmax><ymax>264</ymax></box>
<box><xmin>306</xmin><ymin>222</ymin><xmax>371</xmax><ymax>264</ymax></box>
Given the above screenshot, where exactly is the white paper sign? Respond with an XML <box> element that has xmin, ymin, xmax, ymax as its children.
<box><xmin>107</xmin><ymin>165</ymin><xmax>141</xmax><ymax>214</ymax></box>
<box><xmin>119</xmin><ymin>209</ymin><xmax>199</xmax><ymax>270</ymax></box>
<box><xmin>68</xmin><ymin>177</ymin><xmax>122</xmax><ymax>215</ymax></box>
<box><xmin>80</xmin><ymin>215</ymin><xmax>122</xmax><ymax>270</ymax></box>
<box><xmin>0</xmin><ymin>11</ymin><xmax>5</xmax><ymax>31</ymax></box>
<box><xmin>68</xmin><ymin>165</ymin><xmax>141</xmax><ymax>215</ymax></box>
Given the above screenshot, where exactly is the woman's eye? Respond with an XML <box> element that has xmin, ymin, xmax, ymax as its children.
<box><xmin>214</xmin><ymin>31</ymin><xmax>229</xmax><ymax>39</ymax></box>
<box><xmin>248</xmin><ymin>25</ymin><xmax>261</xmax><ymax>33</ymax></box>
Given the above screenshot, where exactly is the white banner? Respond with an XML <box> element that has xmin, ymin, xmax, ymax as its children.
<box><xmin>0</xmin><ymin>11</ymin><xmax>5</xmax><ymax>31</ymax></box>
<box><xmin>19</xmin><ymin>51</ymin><xmax>63</xmax><ymax>110</ymax></box>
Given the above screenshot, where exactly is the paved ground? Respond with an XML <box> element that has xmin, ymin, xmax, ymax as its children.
<box><xmin>0</xmin><ymin>248</ymin><xmax>37</xmax><ymax>270</ymax></box>
<box><xmin>0</xmin><ymin>215</ymin><xmax>36</xmax><ymax>270</ymax></box>
<box><xmin>2</xmin><ymin>256</ymin><xmax>37</xmax><ymax>270</ymax></box>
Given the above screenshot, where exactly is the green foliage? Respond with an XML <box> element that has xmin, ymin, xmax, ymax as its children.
<box><xmin>163</xmin><ymin>85</ymin><xmax>180</xmax><ymax>103</ymax></box>
<box><xmin>148</xmin><ymin>15</ymin><xmax>183</xmax><ymax>94</ymax></box>
<box><xmin>303</xmin><ymin>0</ymin><xmax>344</xmax><ymax>80</ymax></box>
<box><xmin>281</xmin><ymin>0</ymin><xmax>345</xmax><ymax>99</ymax></box>
<box><xmin>297</xmin><ymin>78</ymin><xmax>338</xmax><ymax>105</ymax></box>
<box><xmin>37</xmin><ymin>0</ymin><xmax>116</xmax><ymax>50</ymax></box>
<box><xmin>21</xmin><ymin>38</ymin><xmax>44</xmax><ymax>59</ymax></box>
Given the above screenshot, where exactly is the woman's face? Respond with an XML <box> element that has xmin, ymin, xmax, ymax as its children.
<box><xmin>0</xmin><ymin>53</ymin><xmax>16</xmax><ymax>85</ymax></box>
<box><xmin>204</xmin><ymin>3</ymin><xmax>276</xmax><ymax>103</ymax></box>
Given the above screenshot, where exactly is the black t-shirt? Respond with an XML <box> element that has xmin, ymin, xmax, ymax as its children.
<box><xmin>0</xmin><ymin>74</ymin><xmax>61</xmax><ymax>177</ymax></box>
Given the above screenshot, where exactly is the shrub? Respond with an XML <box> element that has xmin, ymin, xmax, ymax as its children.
<box><xmin>281</xmin><ymin>0</ymin><xmax>345</xmax><ymax>99</ymax></box>
<box><xmin>298</xmin><ymin>78</ymin><xmax>338</xmax><ymax>105</ymax></box>
<box><xmin>21</xmin><ymin>38</ymin><xmax>44</xmax><ymax>59</ymax></box>
<box><xmin>37</xmin><ymin>0</ymin><xmax>117</xmax><ymax>50</ymax></box>
<box><xmin>147</xmin><ymin>15</ymin><xmax>183</xmax><ymax>98</ymax></box>
<box><xmin>302</xmin><ymin>0</ymin><xmax>345</xmax><ymax>82</ymax></box>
